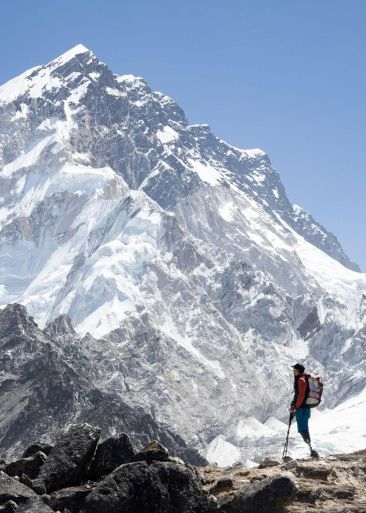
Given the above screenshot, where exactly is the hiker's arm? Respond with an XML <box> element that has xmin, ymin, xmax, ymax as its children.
<box><xmin>290</xmin><ymin>381</ymin><xmax>297</xmax><ymax>412</ymax></box>
<box><xmin>295</xmin><ymin>378</ymin><xmax>307</xmax><ymax>409</ymax></box>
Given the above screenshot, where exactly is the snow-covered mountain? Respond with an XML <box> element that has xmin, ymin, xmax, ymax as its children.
<box><xmin>0</xmin><ymin>44</ymin><xmax>365</xmax><ymax>462</ymax></box>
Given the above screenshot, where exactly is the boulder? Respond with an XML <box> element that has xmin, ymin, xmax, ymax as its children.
<box><xmin>294</xmin><ymin>462</ymin><xmax>331</xmax><ymax>481</ymax></box>
<box><xmin>83</xmin><ymin>460</ymin><xmax>216</xmax><ymax>513</ymax></box>
<box><xmin>5</xmin><ymin>452</ymin><xmax>47</xmax><ymax>479</ymax></box>
<box><xmin>49</xmin><ymin>485</ymin><xmax>93</xmax><ymax>513</ymax></box>
<box><xmin>88</xmin><ymin>433</ymin><xmax>134</xmax><ymax>480</ymax></box>
<box><xmin>32</xmin><ymin>424</ymin><xmax>100</xmax><ymax>493</ymax></box>
<box><xmin>219</xmin><ymin>476</ymin><xmax>296</xmax><ymax>513</ymax></box>
<box><xmin>0</xmin><ymin>471</ymin><xmax>53</xmax><ymax>512</ymax></box>
<box><xmin>0</xmin><ymin>501</ymin><xmax>18</xmax><ymax>513</ymax></box>
<box><xmin>0</xmin><ymin>471</ymin><xmax>36</xmax><ymax>503</ymax></box>
<box><xmin>22</xmin><ymin>443</ymin><xmax>53</xmax><ymax>459</ymax></box>
<box><xmin>209</xmin><ymin>477</ymin><xmax>234</xmax><ymax>493</ymax></box>
<box><xmin>132</xmin><ymin>440</ymin><xmax>169</xmax><ymax>463</ymax></box>
<box><xmin>258</xmin><ymin>458</ymin><xmax>281</xmax><ymax>469</ymax></box>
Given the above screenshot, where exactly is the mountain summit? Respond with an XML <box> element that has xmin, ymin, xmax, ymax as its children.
<box><xmin>0</xmin><ymin>45</ymin><xmax>365</xmax><ymax>462</ymax></box>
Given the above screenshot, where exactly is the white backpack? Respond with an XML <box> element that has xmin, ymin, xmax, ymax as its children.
<box><xmin>305</xmin><ymin>375</ymin><xmax>323</xmax><ymax>408</ymax></box>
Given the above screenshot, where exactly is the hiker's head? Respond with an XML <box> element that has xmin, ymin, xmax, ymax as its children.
<box><xmin>292</xmin><ymin>363</ymin><xmax>305</xmax><ymax>376</ymax></box>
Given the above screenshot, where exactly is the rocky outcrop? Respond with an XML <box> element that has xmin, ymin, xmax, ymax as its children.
<box><xmin>131</xmin><ymin>440</ymin><xmax>169</xmax><ymax>463</ymax></box>
<box><xmin>0</xmin><ymin>424</ymin><xmax>214</xmax><ymax>513</ymax></box>
<box><xmin>219</xmin><ymin>476</ymin><xmax>295</xmax><ymax>513</ymax></box>
<box><xmin>22</xmin><ymin>443</ymin><xmax>53</xmax><ymax>459</ymax></box>
<box><xmin>0</xmin><ymin>471</ymin><xmax>53</xmax><ymax>512</ymax></box>
<box><xmin>4</xmin><ymin>451</ymin><xmax>47</xmax><ymax>479</ymax></box>
<box><xmin>201</xmin><ymin>449</ymin><xmax>366</xmax><ymax>513</ymax></box>
<box><xmin>1</xmin><ymin>423</ymin><xmax>365</xmax><ymax>513</ymax></box>
<box><xmin>88</xmin><ymin>433</ymin><xmax>134</xmax><ymax>480</ymax></box>
<box><xmin>48</xmin><ymin>486</ymin><xmax>92</xmax><ymax>513</ymax></box>
<box><xmin>32</xmin><ymin>424</ymin><xmax>101</xmax><ymax>494</ymax></box>
<box><xmin>83</xmin><ymin>461</ymin><xmax>216</xmax><ymax>513</ymax></box>
<box><xmin>0</xmin><ymin>304</ymin><xmax>206</xmax><ymax>467</ymax></box>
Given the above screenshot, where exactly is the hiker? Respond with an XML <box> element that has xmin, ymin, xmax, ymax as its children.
<box><xmin>289</xmin><ymin>363</ymin><xmax>318</xmax><ymax>458</ymax></box>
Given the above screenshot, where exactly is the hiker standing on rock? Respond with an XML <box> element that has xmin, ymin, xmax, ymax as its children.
<box><xmin>289</xmin><ymin>363</ymin><xmax>319</xmax><ymax>458</ymax></box>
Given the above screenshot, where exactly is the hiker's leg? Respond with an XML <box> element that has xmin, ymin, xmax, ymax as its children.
<box><xmin>296</xmin><ymin>409</ymin><xmax>311</xmax><ymax>443</ymax></box>
<box><xmin>295</xmin><ymin>408</ymin><xmax>307</xmax><ymax>432</ymax></box>
<box><xmin>305</xmin><ymin>409</ymin><xmax>318</xmax><ymax>457</ymax></box>
<box><xmin>299</xmin><ymin>430</ymin><xmax>311</xmax><ymax>443</ymax></box>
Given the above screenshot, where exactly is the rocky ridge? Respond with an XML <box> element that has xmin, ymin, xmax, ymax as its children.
<box><xmin>0</xmin><ymin>303</ymin><xmax>205</xmax><ymax>466</ymax></box>
<box><xmin>0</xmin><ymin>422</ymin><xmax>365</xmax><ymax>513</ymax></box>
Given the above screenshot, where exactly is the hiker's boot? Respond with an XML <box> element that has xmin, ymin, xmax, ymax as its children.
<box><xmin>310</xmin><ymin>449</ymin><xmax>320</xmax><ymax>459</ymax></box>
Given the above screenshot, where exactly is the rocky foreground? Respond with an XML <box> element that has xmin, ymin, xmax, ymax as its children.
<box><xmin>0</xmin><ymin>423</ymin><xmax>365</xmax><ymax>512</ymax></box>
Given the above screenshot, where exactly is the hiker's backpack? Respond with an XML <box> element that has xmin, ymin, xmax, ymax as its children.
<box><xmin>305</xmin><ymin>375</ymin><xmax>323</xmax><ymax>408</ymax></box>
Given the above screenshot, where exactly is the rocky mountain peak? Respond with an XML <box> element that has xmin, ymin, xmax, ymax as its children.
<box><xmin>0</xmin><ymin>303</ymin><xmax>38</xmax><ymax>342</ymax></box>
<box><xmin>44</xmin><ymin>314</ymin><xmax>76</xmax><ymax>338</ymax></box>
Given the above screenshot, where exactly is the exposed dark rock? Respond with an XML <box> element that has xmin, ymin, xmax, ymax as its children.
<box><xmin>132</xmin><ymin>440</ymin><xmax>169</xmax><ymax>463</ymax></box>
<box><xmin>0</xmin><ymin>501</ymin><xmax>18</xmax><ymax>513</ymax></box>
<box><xmin>3</xmin><ymin>420</ymin><xmax>366</xmax><ymax>513</ymax></box>
<box><xmin>218</xmin><ymin>476</ymin><xmax>296</xmax><ymax>513</ymax></box>
<box><xmin>22</xmin><ymin>444</ymin><xmax>53</xmax><ymax>459</ymax></box>
<box><xmin>32</xmin><ymin>424</ymin><xmax>100</xmax><ymax>493</ymax></box>
<box><xmin>0</xmin><ymin>471</ymin><xmax>53</xmax><ymax>512</ymax></box>
<box><xmin>298</xmin><ymin>307</ymin><xmax>321</xmax><ymax>340</ymax></box>
<box><xmin>258</xmin><ymin>457</ymin><xmax>281</xmax><ymax>469</ymax></box>
<box><xmin>209</xmin><ymin>477</ymin><xmax>234</xmax><ymax>493</ymax></box>
<box><xmin>0</xmin><ymin>304</ymin><xmax>207</xmax><ymax>468</ymax></box>
<box><xmin>79</xmin><ymin>398</ymin><xmax>208</xmax><ymax>466</ymax></box>
<box><xmin>88</xmin><ymin>433</ymin><xmax>134</xmax><ymax>480</ymax></box>
<box><xmin>18</xmin><ymin>475</ymin><xmax>33</xmax><ymax>489</ymax></box>
<box><xmin>49</xmin><ymin>485</ymin><xmax>92</xmax><ymax>513</ymax></box>
<box><xmin>44</xmin><ymin>315</ymin><xmax>76</xmax><ymax>338</ymax></box>
<box><xmin>15</xmin><ymin>500</ymin><xmax>54</xmax><ymax>512</ymax></box>
<box><xmin>83</xmin><ymin>460</ymin><xmax>216</xmax><ymax>513</ymax></box>
<box><xmin>294</xmin><ymin>462</ymin><xmax>332</xmax><ymax>481</ymax></box>
<box><xmin>41</xmin><ymin>494</ymin><xmax>51</xmax><ymax>505</ymax></box>
<box><xmin>0</xmin><ymin>471</ymin><xmax>35</xmax><ymax>503</ymax></box>
<box><xmin>5</xmin><ymin>452</ymin><xmax>47</xmax><ymax>479</ymax></box>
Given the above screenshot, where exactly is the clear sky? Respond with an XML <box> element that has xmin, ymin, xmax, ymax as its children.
<box><xmin>1</xmin><ymin>0</ymin><xmax>365</xmax><ymax>270</ymax></box>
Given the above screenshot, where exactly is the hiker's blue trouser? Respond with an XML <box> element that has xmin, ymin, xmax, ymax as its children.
<box><xmin>295</xmin><ymin>407</ymin><xmax>310</xmax><ymax>431</ymax></box>
<box><xmin>295</xmin><ymin>408</ymin><xmax>311</xmax><ymax>442</ymax></box>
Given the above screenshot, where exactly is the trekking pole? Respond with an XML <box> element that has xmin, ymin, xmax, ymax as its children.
<box><xmin>282</xmin><ymin>412</ymin><xmax>294</xmax><ymax>461</ymax></box>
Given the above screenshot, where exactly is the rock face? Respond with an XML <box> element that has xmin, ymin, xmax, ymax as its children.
<box><xmin>132</xmin><ymin>440</ymin><xmax>169</xmax><ymax>463</ymax></box>
<box><xmin>48</xmin><ymin>485</ymin><xmax>92</xmax><ymax>513</ymax></box>
<box><xmin>83</xmin><ymin>461</ymin><xmax>216</xmax><ymax>513</ymax></box>
<box><xmin>0</xmin><ymin>471</ymin><xmax>53</xmax><ymax>512</ymax></box>
<box><xmin>22</xmin><ymin>443</ymin><xmax>53</xmax><ymax>459</ymax></box>
<box><xmin>4</xmin><ymin>451</ymin><xmax>47</xmax><ymax>479</ymax></box>
<box><xmin>32</xmin><ymin>424</ymin><xmax>101</xmax><ymax>493</ymax></box>
<box><xmin>88</xmin><ymin>433</ymin><xmax>134</xmax><ymax>480</ymax></box>
<box><xmin>219</xmin><ymin>476</ymin><xmax>296</xmax><ymax>513</ymax></box>
<box><xmin>0</xmin><ymin>305</ymin><xmax>206</xmax><ymax>466</ymax></box>
<box><xmin>202</xmin><ymin>449</ymin><xmax>366</xmax><ymax>513</ymax></box>
<box><xmin>0</xmin><ymin>423</ymin><xmax>216</xmax><ymax>513</ymax></box>
<box><xmin>1</xmin><ymin>423</ymin><xmax>365</xmax><ymax>513</ymax></box>
<box><xmin>0</xmin><ymin>45</ymin><xmax>366</xmax><ymax>462</ymax></box>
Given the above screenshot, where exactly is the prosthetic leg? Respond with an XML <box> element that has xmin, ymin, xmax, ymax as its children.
<box><xmin>299</xmin><ymin>431</ymin><xmax>319</xmax><ymax>459</ymax></box>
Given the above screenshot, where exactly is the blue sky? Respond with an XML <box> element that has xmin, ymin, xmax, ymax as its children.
<box><xmin>1</xmin><ymin>0</ymin><xmax>365</xmax><ymax>269</ymax></box>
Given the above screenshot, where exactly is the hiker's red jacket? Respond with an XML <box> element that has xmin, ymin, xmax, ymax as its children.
<box><xmin>294</xmin><ymin>374</ymin><xmax>308</xmax><ymax>409</ymax></box>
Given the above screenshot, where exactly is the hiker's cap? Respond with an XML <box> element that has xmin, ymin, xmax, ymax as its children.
<box><xmin>292</xmin><ymin>363</ymin><xmax>305</xmax><ymax>373</ymax></box>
